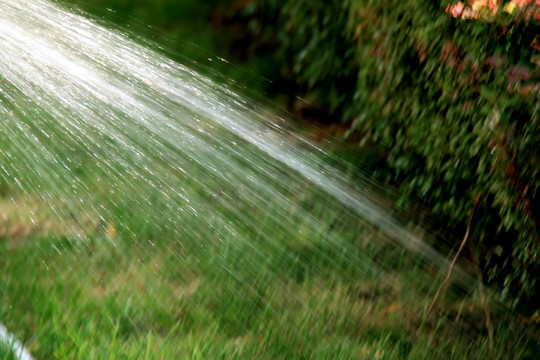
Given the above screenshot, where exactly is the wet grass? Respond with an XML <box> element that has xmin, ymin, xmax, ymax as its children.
<box><xmin>0</xmin><ymin>185</ymin><xmax>536</xmax><ymax>359</ymax></box>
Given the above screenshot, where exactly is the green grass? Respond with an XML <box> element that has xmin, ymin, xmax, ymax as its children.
<box><xmin>0</xmin><ymin>182</ymin><xmax>536</xmax><ymax>359</ymax></box>
<box><xmin>0</xmin><ymin>341</ymin><xmax>18</xmax><ymax>360</ymax></box>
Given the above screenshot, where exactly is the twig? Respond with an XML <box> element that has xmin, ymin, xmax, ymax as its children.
<box><xmin>426</xmin><ymin>193</ymin><xmax>481</xmax><ymax>317</ymax></box>
<box><xmin>477</xmin><ymin>268</ymin><xmax>494</xmax><ymax>350</ymax></box>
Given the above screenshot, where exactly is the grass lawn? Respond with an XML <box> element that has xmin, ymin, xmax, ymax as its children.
<box><xmin>0</xmin><ymin>176</ymin><xmax>535</xmax><ymax>358</ymax></box>
<box><xmin>0</xmin><ymin>341</ymin><xmax>19</xmax><ymax>360</ymax></box>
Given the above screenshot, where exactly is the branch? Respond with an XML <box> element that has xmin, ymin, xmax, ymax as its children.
<box><xmin>426</xmin><ymin>193</ymin><xmax>481</xmax><ymax>317</ymax></box>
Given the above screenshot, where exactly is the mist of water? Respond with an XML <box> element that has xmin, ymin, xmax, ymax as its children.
<box><xmin>0</xmin><ymin>0</ymin><xmax>457</xmax><ymax>268</ymax></box>
<box><xmin>0</xmin><ymin>0</ymin><xmax>483</xmax><ymax>356</ymax></box>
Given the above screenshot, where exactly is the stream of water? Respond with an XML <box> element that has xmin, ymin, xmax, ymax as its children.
<box><xmin>0</xmin><ymin>0</ymin><xmax>492</xmax><ymax>357</ymax></box>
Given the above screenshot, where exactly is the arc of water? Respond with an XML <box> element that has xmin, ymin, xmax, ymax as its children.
<box><xmin>0</xmin><ymin>0</ymin><xmax>474</xmax><ymax>288</ymax></box>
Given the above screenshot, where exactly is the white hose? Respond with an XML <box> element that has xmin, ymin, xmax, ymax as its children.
<box><xmin>0</xmin><ymin>323</ymin><xmax>34</xmax><ymax>360</ymax></box>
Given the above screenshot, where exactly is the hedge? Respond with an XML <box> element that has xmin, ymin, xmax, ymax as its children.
<box><xmin>235</xmin><ymin>0</ymin><xmax>540</xmax><ymax>311</ymax></box>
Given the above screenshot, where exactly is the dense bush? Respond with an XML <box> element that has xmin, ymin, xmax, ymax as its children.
<box><xmin>236</xmin><ymin>0</ymin><xmax>540</xmax><ymax>310</ymax></box>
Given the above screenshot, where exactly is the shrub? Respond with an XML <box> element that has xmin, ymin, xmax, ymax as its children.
<box><xmin>237</xmin><ymin>0</ymin><xmax>540</xmax><ymax>310</ymax></box>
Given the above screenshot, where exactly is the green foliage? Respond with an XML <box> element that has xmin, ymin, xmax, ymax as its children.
<box><xmin>0</xmin><ymin>178</ymin><xmax>7</xmax><ymax>197</ymax></box>
<box><xmin>238</xmin><ymin>0</ymin><xmax>540</xmax><ymax>310</ymax></box>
